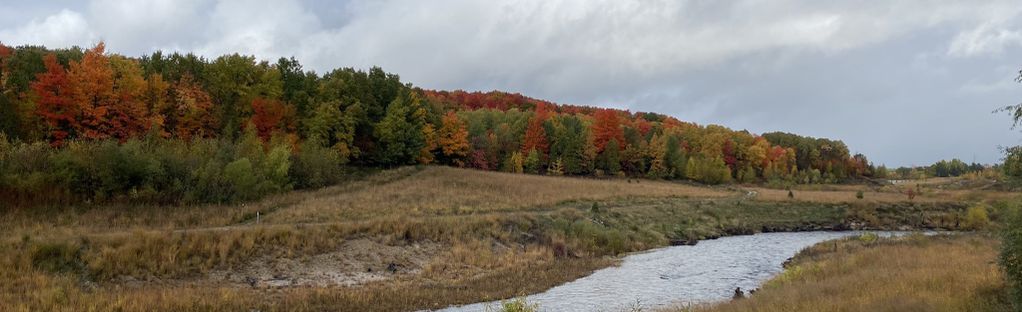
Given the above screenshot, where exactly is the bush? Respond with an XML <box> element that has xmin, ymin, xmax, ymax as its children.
<box><xmin>224</xmin><ymin>158</ymin><xmax>260</xmax><ymax>201</ymax></box>
<box><xmin>1002</xmin><ymin>206</ymin><xmax>1022</xmax><ymax>309</ymax></box>
<box><xmin>856</xmin><ymin>190</ymin><xmax>864</xmax><ymax>199</ymax></box>
<box><xmin>964</xmin><ymin>205</ymin><xmax>990</xmax><ymax>230</ymax></box>
<box><xmin>291</xmin><ymin>141</ymin><xmax>345</xmax><ymax>189</ymax></box>
<box><xmin>0</xmin><ymin>128</ymin><xmax>337</xmax><ymax>207</ymax></box>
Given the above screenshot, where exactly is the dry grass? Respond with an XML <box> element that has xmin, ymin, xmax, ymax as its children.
<box><xmin>748</xmin><ymin>185</ymin><xmax>1019</xmax><ymax>205</ymax></box>
<box><xmin>747</xmin><ymin>187</ymin><xmax>940</xmax><ymax>204</ymax></box>
<box><xmin>0</xmin><ymin>166</ymin><xmax>994</xmax><ymax>312</ymax></box>
<box><xmin>266</xmin><ymin>166</ymin><xmax>732</xmax><ymax>223</ymax></box>
<box><xmin>688</xmin><ymin>234</ymin><xmax>1010</xmax><ymax>312</ymax></box>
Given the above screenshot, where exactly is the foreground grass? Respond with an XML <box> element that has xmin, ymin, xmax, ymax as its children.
<box><xmin>689</xmin><ymin>234</ymin><xmax>1010</xmax><ymax>312</ymax></box>
<box><xmin>0</xmin><ymin>166</ymin><xmax>993</xmax><ymax>311</ymax></box>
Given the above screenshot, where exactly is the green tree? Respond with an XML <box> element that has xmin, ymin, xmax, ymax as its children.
<box><xmin>374</xmin><ymin>91</ymin><xmax>426</xmax><ymax>166</ymax></box>
<box><xmin>505</xmin><ymin>151</ymin><xmax>524</xmax><ymax>173</ymax></box>
<box><xmin>524</xmin><ymin>148</ymin><xmax>542</xmax><ymax>174</ymax></box>
<box><xmin>598</xmin><ymin>139</ymin><xmax>621</xmax><ymax>174</ymax></box>
<box><xmin>549</xmin><ymin>115</ymin><xmax>590</xmax><ymax>175</ymax></box>
<box><xmin>665</xmin><ymin>135</ymin><xmax>687</xmax><ymax>179</ymax></box>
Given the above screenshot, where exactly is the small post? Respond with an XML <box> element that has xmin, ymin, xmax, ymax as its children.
<box><xmin>256</xmin><ymin>211</ymin><xmax>260</xmax><ymax>224</ymax></box>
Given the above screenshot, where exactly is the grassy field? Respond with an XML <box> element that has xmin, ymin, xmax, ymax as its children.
<box><xmin>0</xmin><ymin>166</ymin><xmax>1012</xmax><ymax>311</ymax></box>
<box><xmin>686</xmin><ymin>234</ymin><xmax>1011</xmax><ymax>312</ymax></box>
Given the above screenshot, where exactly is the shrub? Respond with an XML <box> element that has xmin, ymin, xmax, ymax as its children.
<box><xmin>964</xmin><ymin>205</ymin><xmax>990</xmax><ymax>231</ymax></box>
<box><xmin>1002</xmin><ymin>206</ymin><xmax>1022</xmax><ymax>309</ymax></box>
<box><xmin>224</xmin><ymin>158</ymin><xmax>260</xmax><ymax>201</ymax></box>
<box><xmin>291</xmin><ymin>141</ymin><xmax>344</xmax><ymax>189</ymax></box>
<box><xmin>856</xmin><ymin>190</ymin><xmax>864</xmax><ymax>199</ymax></box>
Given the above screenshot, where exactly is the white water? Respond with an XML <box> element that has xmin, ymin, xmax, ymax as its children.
<box><xmin>437</xmin><ymin>231</ymin><xmax>911</xmax><ymax>312</ymax></box>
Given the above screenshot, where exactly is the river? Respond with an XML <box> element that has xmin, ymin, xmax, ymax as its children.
<box><xmin>437</xmin><ymin>231</ymin><xmax>909</xmax><ymax>312</ymax></box>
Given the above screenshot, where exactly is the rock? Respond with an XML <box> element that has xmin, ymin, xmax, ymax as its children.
<box><xmin>733</xmin><ymin>287</ymin><xmax>745</xmax><ymax>299</ymax></box>
<box><xmin>244</xmin><ymin>276</ymin><xmax>258</xmax><ymax>288</ymax></box>
<box><xmin>669</xmin><ymin>239</ymin><xmax>698</xmax><ymax>246</ymax></box>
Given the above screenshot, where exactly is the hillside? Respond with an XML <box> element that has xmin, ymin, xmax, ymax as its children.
<box><xmin>1</xmin><ymin>42</ymin><xmax>875</xmax><ymax>209</ymax></box>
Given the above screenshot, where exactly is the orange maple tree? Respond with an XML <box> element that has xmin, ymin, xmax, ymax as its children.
<box><xmin>66</xmin><ymin>43</ymin><xmax>148</xmax><ymax>141</ymax></box>
<box><xmin>250</xmin><ymin>97</ymin><xmax>295</xmax><ymax>142</ymax></box>
<box><xmin>592</xmin><ymin>109</ymin><xmax>624</xmax><ymax>152</ymax></box>
<box><xmin>437</xmin><ymin>111</ymin><xmax>470</xmax><ymax>165</ymax></box>
<box><xmin>521</xmin><ymin>102</ymin><xmax>550</xmax><ymax>155</ymax></box>
<box><xmin>171</xmin><ymin>74</ymin><xmax>217</xmax><ymax>141</ymax></box>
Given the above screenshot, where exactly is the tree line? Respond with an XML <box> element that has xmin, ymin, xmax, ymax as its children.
<box><xmin>0</xmin><ymin>42</ymin><xmax>878</xmax><ymax>207</ymax></box>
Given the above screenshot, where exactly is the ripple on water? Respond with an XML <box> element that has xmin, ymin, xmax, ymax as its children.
<box><xmin>437</xmin><ymin>231</ymin><xmax>911</xmax><ymax>312</ymax></box>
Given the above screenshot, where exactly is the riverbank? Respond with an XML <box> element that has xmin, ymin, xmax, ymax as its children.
<box><xmin>0</xmin><ymin>167</ymin><xmax>1005</xmax><ymax>311</ymax></box>
<box><xmin>685</xmin><ymin>234</ymin><xmax>1011</xmax><ymax>312</ymax></box>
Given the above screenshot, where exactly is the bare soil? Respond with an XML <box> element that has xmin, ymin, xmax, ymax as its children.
<box><xmin>208</xmin><ymin>238</ymin><xmax>442</xmax><ymax>288</ymax></box>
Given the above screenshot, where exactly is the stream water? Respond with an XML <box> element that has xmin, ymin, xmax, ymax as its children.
<box><xmin>437</xmin><ymin>231</ymin><xmax>909</xmax><ymax>312</ymax></box>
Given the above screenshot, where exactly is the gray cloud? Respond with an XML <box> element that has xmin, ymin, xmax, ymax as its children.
<box><xmin>0</xmin><ymin>0</ymin><xmax>1020</xmax><ymax>166</ymax></box>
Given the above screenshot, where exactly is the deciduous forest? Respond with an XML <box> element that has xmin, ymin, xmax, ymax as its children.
<box><xmin>1</xmin><ymin>43</ymin><xmax>877</xmax><ymax>207</ymax></box>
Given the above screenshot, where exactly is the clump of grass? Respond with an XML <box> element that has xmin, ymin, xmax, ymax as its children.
<box><xmin>30</xmin><ymin>241</ymin><xmax>84</xmax><ymax>274</ymax></box>
<box><xmin>488</xmin><ymin>297</ymin><xmax>538</xmax><ymax>312</ymax></box>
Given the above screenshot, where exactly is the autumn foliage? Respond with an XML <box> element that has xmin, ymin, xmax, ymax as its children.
<box><xmin>592</xmin><ymin>109</ymin><xmax>624</xmax><ymax>152</ymax></box>
<box><xmin>250</xmin><ymin>97</ymin><xmax>295</xmax><ymax>142</ymax></box>
<box><xmin>0</xmin><ymin>42</ymin><xmax>880</xmax><ymax>207</ymax></box>
<box><xmin>31</xmin><ymin>54</ymin><xmax>75</xmax><ymax>145</ymax></box>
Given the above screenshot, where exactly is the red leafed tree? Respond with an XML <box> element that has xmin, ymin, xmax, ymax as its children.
<box><xmin>250</xmin><ymin>97</ymin><xmax>295</xmax><ymax>142</ymax></box>
<box><xmin>592</xmin><ymin>109</ymin><xmax>625</xmax><ymax>152</ymax></box>
<box><xmin>0</xmin><ymin>43</ymin><xmax>11</xmax><ymax>74</ymax></box>
<box><xmin>633</xmin><ymin>117</ymin><xmax>652</xmax><ymax>137</ymax></box>
<box><xmin>31</xmin><ymin>54</ymin><xmax>76</xmax><ymax>146</ymax></box>
<box><xmin>722</xmin><ymin>139</ymin><xmax>738</xmax><ymax>171</ymax></box>
<box><xmin>521</xmin><ymin>102</ymin><xmax>550</xmax><ymax>155</ymax></box>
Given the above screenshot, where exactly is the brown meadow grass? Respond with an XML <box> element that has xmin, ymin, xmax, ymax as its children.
<box><xmin>0</xmin><ymin>166</ymin><xmax>998</xmax><ymax>311</ymax></box>
<box><xmin>688</xmin><ymin>234</ymin><xmax>1010</xmax><ymax>312</ymax></box>
<box><xmin>266</xmin><ymin>166</ymin><xmax>732</xmax><ymax>223</ymax></box>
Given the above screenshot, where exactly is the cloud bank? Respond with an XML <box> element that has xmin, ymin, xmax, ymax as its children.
<box><xmin>1</xmin><ymin>0</ymin><xmax>1021</xmax><ymax>166</ymax></box>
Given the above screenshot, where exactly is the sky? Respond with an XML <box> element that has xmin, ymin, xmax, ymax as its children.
<box><xmin>1</xmin><ymin>0</ymin><xmax>1021</xmax><ymax>167</ymax></box>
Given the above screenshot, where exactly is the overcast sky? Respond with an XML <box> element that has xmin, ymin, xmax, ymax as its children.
<box><xmin>1</xmin><ymin>0</ymin><xmax>1020</xmax><ymax>167</ymax></box>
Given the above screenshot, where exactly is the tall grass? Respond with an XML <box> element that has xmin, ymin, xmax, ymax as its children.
<box><xmin>691</xmin><ymin>234</ymin><xmax>1010</xmax><ymax>312</ymax></box>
